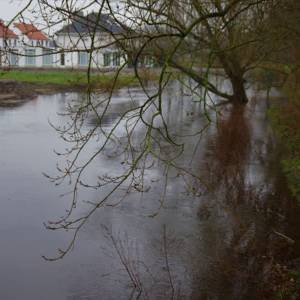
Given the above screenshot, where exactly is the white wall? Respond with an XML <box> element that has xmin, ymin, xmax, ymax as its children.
<box><xmin>0</xmin><ymin>27</ymin><xmax>127</xmax><ymax>69</ymax></box>
<box><xmin>0</xmin><ymin>37</ymin><xmax>20</xmax><ymax>66</ymax></box>
<box><xmin>55</xmin><ymin>32</ymin><xmax>126</xmax><ymax>69</ymax></box>
<box><xmin>3</xmin><ymin>26</ymin><xmax>57</xmax><ymax>68</ymax></box>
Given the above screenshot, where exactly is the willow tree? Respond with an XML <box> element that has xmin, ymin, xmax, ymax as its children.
<box><xmin>115</xmin><ymin>0</ymin><xmax>277</xmax><ymax>104</ymax></box>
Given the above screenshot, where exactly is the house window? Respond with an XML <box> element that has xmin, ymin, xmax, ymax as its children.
<box><xmin>42</xmin><ymin>49</ymin><xmax>53</xmax><ymax>65</ymax></box>
<box><xmin>112</xmin><ymin>52</ymin><xmax>121</xmax><ymax>66</ymax></box>
<box><xmin>4</xmin><ymin>39</ymin><xmax>9</xmax><ymax>47</ymax></box>
<box><xmin>78</xmin><ymin>52</ymin><xmax>88</xmax><ymax>66</ymax></box>
<box><xmin>144</xmin><ymin>55</ymin><xmax>155</xmax><ymax>67</ymax></box>
<box><xmin>9</xmin><ymin>51</ymin><xmax>18</xmax><ymax>66</ymax></box>
<box><xmin>60</xmin><ymin>53</ymin><xmax>65</xmax><ymax>66</ymax></box>
<box><xmin>103</xmin><ymin>53</ymin><xmax>111</xmax><ymax>67</ymax></box>
<box><xmin>25</xmin><ymin>49</ymin><xmax>36</xmax><ymax>65</ymax></box>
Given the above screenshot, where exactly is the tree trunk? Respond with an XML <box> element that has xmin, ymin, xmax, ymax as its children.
<box><xmin>216</xmin><ymin>52</ymin><xmax>249</xmax><ymax>104</ymax></box>
<box><xmin>230</xmin><ymin>75</ymin><xmax>248</xmax><ymax>104</ymax></box>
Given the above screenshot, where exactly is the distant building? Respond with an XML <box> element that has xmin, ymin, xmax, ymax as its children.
<box><xmin>55</xmin><ymin>12</ymin><xmax>126</xmax><ymax>69</ymax></box>
<box><xmin>0</xmin><ymin>20</ymin><xmax>19</xmax><ymax>67</ymax></box>
<box><xmin>0</xmin><ymin>14</ymin><xmax>130</xmax><ymax>70</ymax></box>
<box><xmin>13</xmin><ymin>22</ymin><xmax>55</xmax><ymax>68</ymax></box>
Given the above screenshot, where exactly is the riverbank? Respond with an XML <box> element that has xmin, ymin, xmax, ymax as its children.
<box><xmin>269</xmin><ymin>76</ymin><xmax>300</xmax><ymax>204</ymax></box>
<box><xmin>0</xmin><ymin>80</ymin><xmax>38</xmax><ymax>106</ymax></box>
<box><xmin>0</xmin><ymin>69</ymin><xmax>139</xmax><ymax>90</ymax></box>
<box><xmin>0</xmin><ymin>68</ymin><xmax>160</xmax><ymax>106</ymax></box>
<box><xmin>266</xmin><ymin>73</ymin><xmax>300</xmax><ymax>300</ymax></box>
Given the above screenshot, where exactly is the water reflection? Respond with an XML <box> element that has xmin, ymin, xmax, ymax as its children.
<box><xmin>190</xmin><ymin>98</ymin><xmax>300</xmax><ymax>299</ymax></box>
<box><xmin>0</xmin><ymin>82</ymin><xmax>298</xmax><ymax>299</ymax></box>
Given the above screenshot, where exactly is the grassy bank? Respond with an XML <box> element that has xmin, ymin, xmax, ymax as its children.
<box><xmin>0</xmin><ymin>69</ymin><xmax>140</xmax><ymax>90</ymax></box>
<box><xmin>269</xmin><ymin>73</ymin><xmax>300</xmax><ymax>202</ymax></box>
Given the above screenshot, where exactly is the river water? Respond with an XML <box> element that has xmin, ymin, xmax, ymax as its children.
<box><xmin>0</xmin><ymin>82</ymin><xmax>299</xmax><ymax>300</ymax></box>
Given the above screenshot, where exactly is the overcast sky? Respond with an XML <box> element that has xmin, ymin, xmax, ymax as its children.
<box><xmin>0</xmin><ymin>0</ymin><xmax>84</xmax><ymax>34</ymax></box>
<box><xmin>0</xmin><ymin>0</ymin><xmax>120</xmax><ymax>21</ymax></box>
<box><xmin>0</xmin><ymin>0</ymin><xmax>121</xmax><ymax>35</ymax></box>
<box><xmin>0</xmin><ymin>0</ymin><xmax>28</xmax><ymax>21</ymax></box>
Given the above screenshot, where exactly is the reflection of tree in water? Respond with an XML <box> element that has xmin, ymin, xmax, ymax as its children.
<box><xmin>210</xmin><ymin>104</ymin><xmax>251</xmax><ymax>201</ymax></box>
<box><xmin>43</xmin><ymin>83</ymin><xmax>299</xmax><ymax>299</ymax></box>
<box><xmin>191</xmin><ymin>101</ymin><xmax>280</xmax><ymax>300</ymax></box>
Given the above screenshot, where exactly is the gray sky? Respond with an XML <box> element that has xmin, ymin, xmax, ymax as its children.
<box><xmin>0</xmin><ymin>0</ymin><xmax>30</xmax><ymax>21</ymax></box>
<box><xmin>0</xmin><ymin>0</ymin><xmax>121</xmax><ymax>35</ymax></box>
<box><xmin>0</xmin><ymin>0</ymin><xmax>120</xmax><ymax>22</ymax></box>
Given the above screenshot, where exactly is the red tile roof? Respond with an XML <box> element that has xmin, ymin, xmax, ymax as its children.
<box><xmin>14</xmin><ymin>23</ymin><xmax>48</xmax><ymax>40</ymax></box>
<box><xmin>0</xmin><ymin>21</ymin><xmax>17</xmax><ymax>38</ymax></box>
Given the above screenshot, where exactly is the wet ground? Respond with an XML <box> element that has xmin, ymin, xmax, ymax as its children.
<box><xmin>0</xmin><ymin>81</ymin><xmax>299</xmax><ymax>299</ymax></box>
<box><xmin>0</xmin><ymin>80</ymin><xmax>38</xmax><ymax>105</ymax></box>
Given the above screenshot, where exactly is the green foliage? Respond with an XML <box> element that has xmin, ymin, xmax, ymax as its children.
<box><xmin>276</xmin><ymin>270</ymin><xmax>300</xmax><ymax>300</ymax></box>
<box><xmin>268</xmin><ymin>107</ymin><xmax>300</xmax><ymax>153</ymax></box>
<box><xmin>282</xmin><ymin>159</ymin><xmax>300</xmax><ymax>201</ymax></box>
<box><xmin>268</xmin><ymin>80</ymin><xmax>300</xmax><ymax>203</ymax></box>
<box><xmin>290</xmin><ymin>270</ymin><xmax>300</xmax><ymax>282</ymax></box>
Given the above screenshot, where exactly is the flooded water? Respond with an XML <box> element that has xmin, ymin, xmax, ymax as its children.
<box><xmin>0</xmin><ymin>81</ymin><xmax>299</xmax><ymax>299</ymax></box>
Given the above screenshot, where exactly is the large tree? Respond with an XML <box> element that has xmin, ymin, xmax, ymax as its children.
<box><xmin>115</xmin><ymin>0</ymin><xmax>277</xmax><ymax>104</ymax></box>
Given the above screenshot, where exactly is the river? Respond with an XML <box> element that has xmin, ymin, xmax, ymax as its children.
<box><xmin>0</xmin><ymin>81</ymin><xmax>299</xmax><ymax>300</ymax></box>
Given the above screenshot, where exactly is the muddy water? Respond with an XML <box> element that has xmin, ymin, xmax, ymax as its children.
<box><xmin>0</xmin><ymin>82</ymin><xmax>299</xmax><ymax>299</ymax></box>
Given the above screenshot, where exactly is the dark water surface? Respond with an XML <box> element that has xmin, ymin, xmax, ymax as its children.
<box><xmin>0</xmin><ymin>83</ymin><xmax>299</xmax><ymax>300</ymax></box>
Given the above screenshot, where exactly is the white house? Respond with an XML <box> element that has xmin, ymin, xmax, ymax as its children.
<box><xmin>0</xmin><ymin>14</ymin><xmax>129</xmax><ymax>70</ymax></box>
<box><xmin>13</xmin><ymin>22</ymin><xmax>56</xmax><ymax>68</ymax></box>
<box><xmin>0</xmin><ymin>20</ymin><xmax>19</xmax><ymax>67</ymax></box>
<box><xmin>55</xmin><ymin>12</ymin><xmax>126</xmax><ymax>69</ymax></box>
